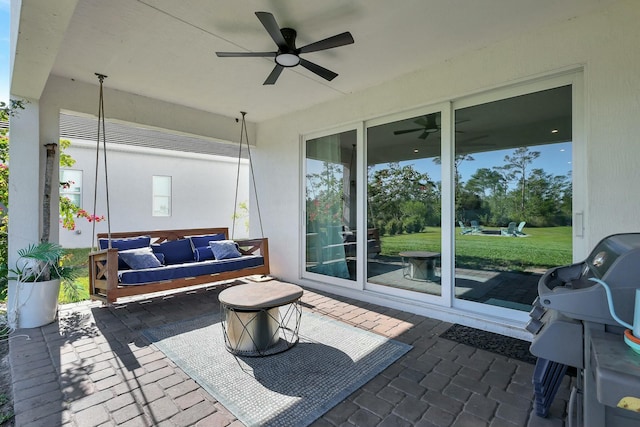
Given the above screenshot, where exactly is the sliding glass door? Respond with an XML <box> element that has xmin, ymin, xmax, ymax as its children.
<box><xmin>304</xmin><ymin>129</ymin><xmax>358</xmax><ymax>282</ymax></box>
<box><xmin>453</xmin><ymin>85</ymin><xmax>573</xmax><ymax>311</ymax></box>
<box><xmin>301</xmin><ymin>73</ymin><xmax>581</xmax><ymax>322</ymax></box>
<box><xmin>365</xmin><ymin>111</ymin><xmax>443</xmax><ymax>296</ymax></box>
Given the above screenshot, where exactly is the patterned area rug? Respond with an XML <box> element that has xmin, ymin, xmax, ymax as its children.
<box><xmin>440</xmin><ymin>324</ymin><xmax>537</xmax><ymax>364</ymax></box>
<box><xmin>143</xmin><ymin>311</ymin><xmax>411</xmax><ymax>427</ymax></box>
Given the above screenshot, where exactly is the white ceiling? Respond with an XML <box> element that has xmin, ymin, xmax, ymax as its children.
<box><xmin>17</xmin><ymin>0</ymin><xmax>616</xmax><ymax>122</ymax></box>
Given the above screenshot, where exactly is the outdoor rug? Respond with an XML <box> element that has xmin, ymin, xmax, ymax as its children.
<box><xmin>440</xmin><ymin>324</ymin><xmax>537</xmax><ymax>364</ymax></box>
<box><xmin>142</xmin><ymin>311</ymin><xmax>412</xmax><ymax>427</ymax></box>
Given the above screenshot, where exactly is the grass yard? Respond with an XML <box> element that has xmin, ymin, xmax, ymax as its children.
<box><xmin>59</xmin><ymin>247</ymin><xmax>92</xmax><ymax>303</ymax></box>
<box><xmin>380</xmin><ymin>226</ymin><xmax>572</xmax><ymax>272</ymax></box>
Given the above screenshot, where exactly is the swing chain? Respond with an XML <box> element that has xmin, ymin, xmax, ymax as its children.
<box><xmin>232</xmin><ymin>112</ymin><xmax>264</xmax><ymax>240</ymax></box>
<box><xmin>91</xmin><ymin>73</ymin><xmax>112</xmax><ymax>250</ymax></box>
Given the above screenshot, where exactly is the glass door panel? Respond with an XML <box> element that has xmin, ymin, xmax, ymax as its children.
<box><xmin>366</xmin><ymin>113</ymin><xmax>442</xmax><ymax>295</ymax></box>
<box><xmin>454</xmin><ymin>85</ymin><xmax>573</xmax><ymax>311</ymax></box>
<box><xmin>305</xmin><ymin>130</ymin><xmax>358</xmax><ymax>281</ymax></box>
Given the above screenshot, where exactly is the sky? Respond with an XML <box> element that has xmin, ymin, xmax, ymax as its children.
<box><xmin>418</xmin><ymin>141</ymin><xmax>573</xmax><ymax>183</ymax></box>
<box><xmin>1</xmin><ymin>0</ymin><xmax>9</xmax><ymax>104</ymax></box>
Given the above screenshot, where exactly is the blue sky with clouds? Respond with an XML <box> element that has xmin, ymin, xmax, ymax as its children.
<box><xmin>1</xmin><ymin>0</ymin><xmax>9</xmax><ymax>104</ymax></box>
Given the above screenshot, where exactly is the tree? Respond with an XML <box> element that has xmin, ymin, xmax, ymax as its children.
<box><xmin>502</xmin><ymin>147</ymin><xmax>540</xmax><ymax>217</ymax></box>
<box><xmin>367</xmin><ymin>162</ymin><xmax>438</xmax><ymax>233</ymax></box>
<box><xmin>466</xmin><ymin>168</ymin><xmax>506</xmax><ymax>198</ymax></box>
<box><xmin>434</xmin><ymin>153</ymin><xmax>475</xmax><ymax>221</ymax></box>
<box><xmin>306</xmin><ymin>161</ymin><xmax>345</xmax><ymax>229</ymax></box>
<box><xmin>465</xmin><ymin>167</ymin><xmax>509</xmax><ymax>225</ymax></box>
<box><xmin>524</xmin><ymin>168</ymin><xmax>572</xmax><ymax>226</ymax></box>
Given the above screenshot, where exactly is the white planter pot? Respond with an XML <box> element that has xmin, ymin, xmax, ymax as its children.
<box><xmin>17</xmin><ymin>279</ymin><xmax>61</xmax><ymax>329</ymax></box>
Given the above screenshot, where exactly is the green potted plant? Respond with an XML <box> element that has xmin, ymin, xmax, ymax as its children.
<box><xmin>8</xmin><ymin>241</ymin><xmax>79</xmax><ymax>328</ymax></box>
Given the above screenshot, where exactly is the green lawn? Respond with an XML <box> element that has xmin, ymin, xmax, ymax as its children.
<box><xmin>380</xmin><ymin>226</ymin><xmax>572</xmax><ymax>272</ymax></box>
<box><xmin>59</xmin><ymin>247</ymin><xmax>92</xmax><ymax>303</ymax></box>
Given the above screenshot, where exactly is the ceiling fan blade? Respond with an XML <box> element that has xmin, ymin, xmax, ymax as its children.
<box><xmin>299</xmin><ymin>58</ymin><xmax>338</xmax><ymax>81</ymax></box>
<box><xmin>255</xmin><ymin>12</ymin><xmax>288</xmax><ymax>50</ymax></box>
<box><xmin>299</xmin><ymin>32</ymin><xmax>354</xmax><ymax>53</ymax></box>
<box><xmin>216</xmin><ymin>52</ymin><xmax>276</xmax><ymax>57</ymax></box>
<box><xmin>264</xmin><ymin>64</ymin><xmax>284</xmax><ymax>85</ymax></box>
<box><xmin>414</xmin><ymin>117</ymin><xmax>429</xmax><ymax>127</ymax></box>
<box><xmin>419</xmin><ymin>131</ymin><xmax>430</xmax><ymax>140</ymax></box>
<box><xmin>393</xmin><ymin>128</ymin><xmax>423</xmax><ymax>135</ymax></box>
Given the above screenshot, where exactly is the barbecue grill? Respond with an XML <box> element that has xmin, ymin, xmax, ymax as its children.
<box><xmin>527</xmin><ymin>233</ymin><xmax>640</xmax><ymax>426</ymax></box>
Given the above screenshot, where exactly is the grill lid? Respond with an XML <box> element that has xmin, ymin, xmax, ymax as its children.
<box><xmin>538</xmin><ymin>233</ymin><xmax>640</xmax><ymax>326</ymax></box>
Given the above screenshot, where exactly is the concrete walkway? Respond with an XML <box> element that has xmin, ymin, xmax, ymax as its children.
<box><xmin>8</xmin><ymin>282</ymin><xmax>572</xmax><ymax>426</ymax></box>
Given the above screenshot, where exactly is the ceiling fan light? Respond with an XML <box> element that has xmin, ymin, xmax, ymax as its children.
<box><xmin>275</xmin><ymin>53</ymin><xmax>300</xmax><ymax>67</ymax></box>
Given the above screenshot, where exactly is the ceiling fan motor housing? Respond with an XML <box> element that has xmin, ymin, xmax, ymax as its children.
<box><xmin>276</xmin><ymin>28</ymin><xmax>300</xmax><ymax>67</ymax></box>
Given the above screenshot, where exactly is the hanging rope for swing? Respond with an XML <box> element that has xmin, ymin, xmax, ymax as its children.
<box><xmin>232</xmin><ymin>112</ymin><xmax>264</xmax><ymax>240</ymax></box>
<box><xmin>91</xmin><ymin>73</ymin><xmax>112</xmax><ymax>250</ymax></box>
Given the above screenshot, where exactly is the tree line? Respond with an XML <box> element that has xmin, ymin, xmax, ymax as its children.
<box><xmin>307</xmin><ymin>146</ymin><xmax>572</xmax><ymax>237</ymax></box>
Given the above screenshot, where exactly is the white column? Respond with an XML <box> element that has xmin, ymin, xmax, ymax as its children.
<box><xmin>7</xmin><ymin>98</ymin><xmax>41</xmax><ymax>328</ymax></box>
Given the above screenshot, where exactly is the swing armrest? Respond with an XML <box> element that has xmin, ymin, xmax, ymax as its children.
<box><xmin>89</xmin><ymin>248</ymin><xmax>120</xmax><ymax>302</ymax></box>
<box><xmin>236</xmin><ymin>238</ymin><xmax>269</xmax><ymax>265</ymax></box>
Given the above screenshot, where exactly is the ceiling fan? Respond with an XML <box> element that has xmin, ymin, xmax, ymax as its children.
<box><xmin>215</xmin><ymin>12</ymin><xmax>354</xmax><ymax>85</ymax></box>
<box><xmin>394</xmin><ymin>115</ymin><xmax>469</xmax><ymax>140</ymax></box>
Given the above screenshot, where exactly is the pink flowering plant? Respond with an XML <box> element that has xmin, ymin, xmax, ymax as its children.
<box><xmin>59</xmin><ymin>197</ymin><xmax>105</xmax><ymax>230</ymax></box>
<box><xmin>58</xmin><ymin>139</ymin><xmax>105</xmax><ymax>231</ymax></box>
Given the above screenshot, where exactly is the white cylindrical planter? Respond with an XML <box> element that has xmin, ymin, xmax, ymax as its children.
<box><xmin>16</xmin><ymin>279</ymin><xmax>61</xmax><ymax>329</ymax></box>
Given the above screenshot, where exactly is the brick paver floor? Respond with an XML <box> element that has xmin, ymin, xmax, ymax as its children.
<box><xmin>8</xmin><ymin>282</ymin><xmax>573</xmax><ymax>426</ymax></box>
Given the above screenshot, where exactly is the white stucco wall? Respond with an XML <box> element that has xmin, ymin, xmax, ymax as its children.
<box><xmin>59</xmin><ymin>141</ymin><xmax>250</xmax><ymax>248</ymax></box>
<box><xmin>254</xmin><ymin>0</ymin><xmax>640</xmax><ymax>328</ymax></box>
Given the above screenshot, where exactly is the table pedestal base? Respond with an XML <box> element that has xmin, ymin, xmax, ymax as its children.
<box><xmin>221</xmin><ymin>300</ymin><xmax>302</xmax><ymax>357</ymax></box>
<box><xmin>406</xmin><ymin>258</ymin><xmax>435</xmax><ymax>281</ymax></box>
<box><xmin>399</xmin><ymin>251</ymin><xmax>441</xmax><ymax>282</ymax></box>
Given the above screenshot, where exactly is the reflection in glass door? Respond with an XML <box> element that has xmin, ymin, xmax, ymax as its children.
<box><xmin>305</xmin><ymin>130</ymin><xmax>357</xmax><ymax>281</ymax></box>
<box><xmin>366</xmin><ymin>113</ymin><xmax>442</xmax><ymax>295</ymax></box>
<box><xmin>454</xmin><ymin>85</ymin><xmax>573</xmax><ymax>311</ymax></box>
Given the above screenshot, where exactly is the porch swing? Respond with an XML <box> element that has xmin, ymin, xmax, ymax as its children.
<box><xmin>88</xmin><ymin>76</ymin><xmax>269</xmax><ymax>304</ymax></box>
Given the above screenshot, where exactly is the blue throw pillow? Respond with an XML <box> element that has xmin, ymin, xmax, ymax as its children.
<box><xmin>119</xmin><ymin>247</ymin><xmax>162</xmax><ymax>270</ymax></box>
<box><xmin>98</xmin><ymin>235</ymin><xmax>151</xmax><ymax>270</ymax></box>
<box><xmin>151</xmin><ymin>238</ymin><xmax>194</xmax><ymax>265</ymax></box>
<box><xmin>154</xmin><ymin>252</ymin><xmax>165</xmax><ymax>265</ymax></box>
<box><xmin>194</xmin><ymin>246</ymin><xmax>215</xmax><ymax>262</ymax></box>
<box><xmin>189</xmin><ymin>233</ymin><xmax>225</xmax><ymax>249</ymax></box>
<box><xmin>209</xmin><ymin>240</ymin><xmax>242</xmax><ymax>260</ymax></box>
